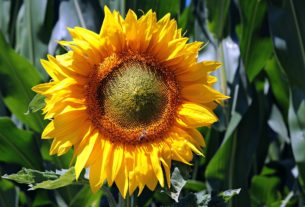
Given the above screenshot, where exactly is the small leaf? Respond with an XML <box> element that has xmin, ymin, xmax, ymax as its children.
<box><xmin>219</xmin><ymin>188</ymin><xmax>241</xmax><ymax>202</ymax></box>
<box><xmin>2</xmin><ymin>167</ymin><xmax>77</xmax><ymax>191</ymax></box>
<box><xmin>166</xmin><ymin>167</ymin><xmax>187</xmax><ymax>202</ymax></box>
<box><xmin>25</xmin><ymin>93</ymin><xmax>46</xmax><ymax>115</ymax></box>
<box><xmin>174</xmin><ymin>189</ymin><xmax>240</xmax><ymax>207</ymax></box>
<box><xmin>173</xmin><ymin>192</ymin><xmax>206</xmax><ymax>207</ymax></box>
<box><xmin>30</xmin><ymin>167</ymin><xmax>75</xmax><ymax>190</ymax></box>
<box><xmin>2</xmin><ymin>168</ymin><xmax>58</xmax><ymax>185</ymax></box>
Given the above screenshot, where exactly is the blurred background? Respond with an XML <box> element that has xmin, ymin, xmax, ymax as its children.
<box><xmin>0</xmin><ymin>0</ymin><xmax>305</xmax><ymax>206</ymax></box>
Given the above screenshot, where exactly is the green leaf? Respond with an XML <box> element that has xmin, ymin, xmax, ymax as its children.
<box><xmin>15</xmin><ymin>0</ymin><xmax>52</xmax><ymax>78</ymax></box>
<box><xmin>173</xmin><ymin>191</ymin><xmax>210</xmax><ymax>207</ymax></box>
<box><xmin>69</xmin><ymin>186</ymin><xmax>102</xmax><ymax>207</ymax></box>
<box><xmin>184</xmin><ymin>180</ymin><xmax>206</xmax><ymax>192</ymax></box>
<box><xmin>125</xmin><ymin>0</ymin><xmax>180</xmax><ymax>19</ymax></box>
<box><xmin>264</xmin><ymin>57</ymin><xmax>289</xmax><ymax>111</ymax></box>
<box><xmin>178</xmin><ymin>4</ymin><xmax>194</xmax><ymax>35</ymax></box>
<box><xmin>268</xmin><ymin>104</ymin><xmax>289</xmax><ymax>143</ymax></box>
<box><xmin>0</xmin><ymin>32</ymin><xmax>44</xmax><ymax>132</ymax></box>
<box><xmin>209</xmin><ymin>189</ymin><xmax>241</xmax><ymax>207</ymax></box>
<box><xmin>206</xmin><ymin>0</ymin><xmax>230</xmax><ymax>40</ymax></box>
<box><xmin>269</xmin><ymin>0</ymin><xmax>305</xmax><ymax>92</ymax></box>
<box><xmin>32</xmin><ymin>191</ymin><xmax>54</xmax><ymax>207</ymax></box>
<box><xmin>0</xmin><ymin>0</ymin><xmax>11</xmax><ymax>41</ymax></box>
<box><xmin>31</xmin><ymin>168</ymin><xmax>75</xmax><ymax>190</ymax></box>
<box><xmin>205</xmin><ymin>90</ymin><xmax>263</xmax><ymax>206</ymax></box>
<box><xmin>0</xmin><ymin>180</ymin><xmax>19</xmax><ymax>207</ymax></box>
<box><xmin>288</xmin><ymin>86</ymin><xmax>305</xmax><ymax>191</ymax></box>
<box><xmin>205</xmin><ymin>73</ymin><xmax>252</xmax><ymax>191</ymax></box>
<box><xmin>173</xmin><ymin>189</ymin><xmax>240</xmax><ymax>207</ymax></box>
<box><xmin>2</xmin><ymin>168</ymin><xmax>58</xmax><ymax>185</ymax></box>
<box><xmin>156</xmin><ymin>0</ymin><xmax>180</xmax><ymax>19</ymax></box>
<box><xmin>237</xmin><ymin>0</ymin><xmax>273</xmax><ymax>81</ymax></box>
<box><xmin>48</xmin><ymin>0</ymin><xmax>102</xmax><ymax>54</ymax></box>
<box><xmin>25</xmin><ymin>94</ymin><xmax>45</xmax><ymax>115</ymax></box>
<box><xmin>2</xmin><ymin>167</ymin><xmax>76</xmax><ymax>190</ymax></box>
<box><xmin>0</xmin><ymin>117</ymin><xmax>42</xmax><ymax>169</ymax></box>
<box><xmin>250</xmin><ymin>166</ymin><xmax>282</xmax><ymax>206</ymax></box>
<box><xmin>219</xmin><ymin>188</ymin><xmax>241</xmax><ymax>202</ymax></box>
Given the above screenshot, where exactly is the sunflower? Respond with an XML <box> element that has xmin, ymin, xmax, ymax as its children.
<box><xmin>32</xmin><ymin>6</ymin><xmax>228</xmax><ymax>197</ymax></box>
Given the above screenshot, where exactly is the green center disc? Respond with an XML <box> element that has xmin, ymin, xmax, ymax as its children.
<box><xmin>98</xmin><ymin>61</ymin><xmax>168</xmax><ymax>129</ymax></box>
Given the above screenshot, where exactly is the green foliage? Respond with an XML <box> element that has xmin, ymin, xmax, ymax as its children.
<box><xmin>269</xmin><ymin>0</ymin><xmax>305</xmax><ymax>92</ymax></box>
<box><xmin>1</xmin><ymin>0</ymin><xmax>305</xmax><ymax>206</ymax></box>
<box><xmin>15</xmin><ymin>0</ymin><xmax>51</xmax><ymax>78</ymax></box>
<box><xmin>0</xmin><ymin>117</ymin><xmax>42</xmax><ymax>169</ymax></box>
<box><xmin>237</xmin><ymin>0</ymin><xmax>273</xmax><ymax>82</ymax></box>
<box><xmin>289</xmin><ymin>87</ymin><xmax>305</xmax><ymax>191</ymax></box>
<box><xmin>0</xmin><ymin>180</ymin><xmax>19</xmax><ymax>207</ymax></box>
<box><xmin>0</xmin><ymin>33</ymin><xmax>44</xmax><ymax>132</ymax></box>
<box><xmin>250</xmin><ymin>166</ymin><xmax>283</xmax><ymax>206</ymax></box>
<box><xmin>206</xmin><ymin>0</ymin><xmax>230</xmax><ymax>40</ymax></box>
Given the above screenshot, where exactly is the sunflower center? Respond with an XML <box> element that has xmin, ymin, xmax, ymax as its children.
<box><xmin>99</xmin><ymin>62</ymin><xmax>168</xmax><ymax>128</ymax></box>
<box><xmin>86</xmin><ymin>54</ymin><xmax>179</xmax><ymax>144</ymax></box>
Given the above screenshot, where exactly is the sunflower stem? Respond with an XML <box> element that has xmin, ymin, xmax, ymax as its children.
<box><xmin>118</xmin><ymin>193</ymin><xmax>135</xmax><ymax>207</ymax></box>
<box><xmin>101</xmin><ymin>186</ymin><xmax>117</xmax><ymax>207</ymax></box>
<box><xmin>125</xmin><ymin>194</ymin><xmax>131</xmax><ymax>207</ymax></box>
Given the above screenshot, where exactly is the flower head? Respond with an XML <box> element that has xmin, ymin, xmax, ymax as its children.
<box><xmin>33</xmin><ymin>6</ymin><xmax>228</xmax><ymax>197</ymax></box>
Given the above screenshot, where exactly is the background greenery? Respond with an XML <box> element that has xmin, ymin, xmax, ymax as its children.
<box><xmin>0</xmin><ymin>0</ymin><xmax>304</xmax><ymax>206</ymax></box>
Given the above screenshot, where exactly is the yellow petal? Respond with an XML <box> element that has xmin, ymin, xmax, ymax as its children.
<box><xmin>100</xmin><ymin>6</ymin><xmax>124</xmax><ymax>52</ymax></box>
<box><xmin>128</xmin><ymin>148</ymin><xmax>138</xmax><ymax>195</ymax></box>
<box><xmin>75</xmin><ymin>131</ymin><xmax>98</xmax><ymax>179</ymax></box>
<box><xmin>44</xmin><ymin>78</ymin><xmax>78</xmax><ymax>94</ymax></box>
<box><xmin>150</xmin><ymin>145</ymin><xmax>164</xmax><ymax>187</ymax></box>
<box><xmin>56</xmin><ymin>51</ymin><xmax>92</xmax><ymax>76</ymax></box>
<box><xmin>181</xmin><ymin>84</ymin><xmax>229</xmax><ymax>103</ymax></box>
<box><xmin>41</xmin><ymin>121</ymin><xmax>54</xmax><ymax>139</ymax></box>
<box><xmin>89</xmin><ymin>152</ymin><xmax>103</xmax><ymax>192</ymax></box>
<box><xmin>115</xmin><ymin>159</ymin><xmax>128</xmax><ymax>198</ymax></box>
<box><xmin>185</xmin><ymin>128</ymin><xmax>206</xmax><ymax>147</ymax></box>
<box><xmin>32</xmin><ymin>82</ymin><xmax>55</xmax><ymax>95</ymax></box>
<box><xmin>170</xmin><ymin>138</ymin><xmax>193</xmax><ymax>164</ymax></box>
<box><xmin>110</xmin><ymin>144</ymin><xmax>124</xmax><ymax>184</ymax></box>
<box><xmin>159</xmin><ymin>143</ymin><xmax>171</xmax><ymax>188</ymax></box>
<box><xmin>176</xmin><ymin>61</ymin><xmax>222</xmax><ymax>82</ymax></box>
<box><xmin>177</xmin><ymin>103</ymin><xmax>218</xmax><ymax>128</ymax></box>
<box><xmin>100</xmin><ymin>140</ymin><xmax>113</xmax><ymax>186</ymax></box>
<box><xmin>124</xmin><ymin>146</ymin><xmax>137</xmax><ymax>195</ymax></box>
<box><xmin>136</xmin><ymin>148</ymin><xmax>147</xmax><ymax>195</ymax></box>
